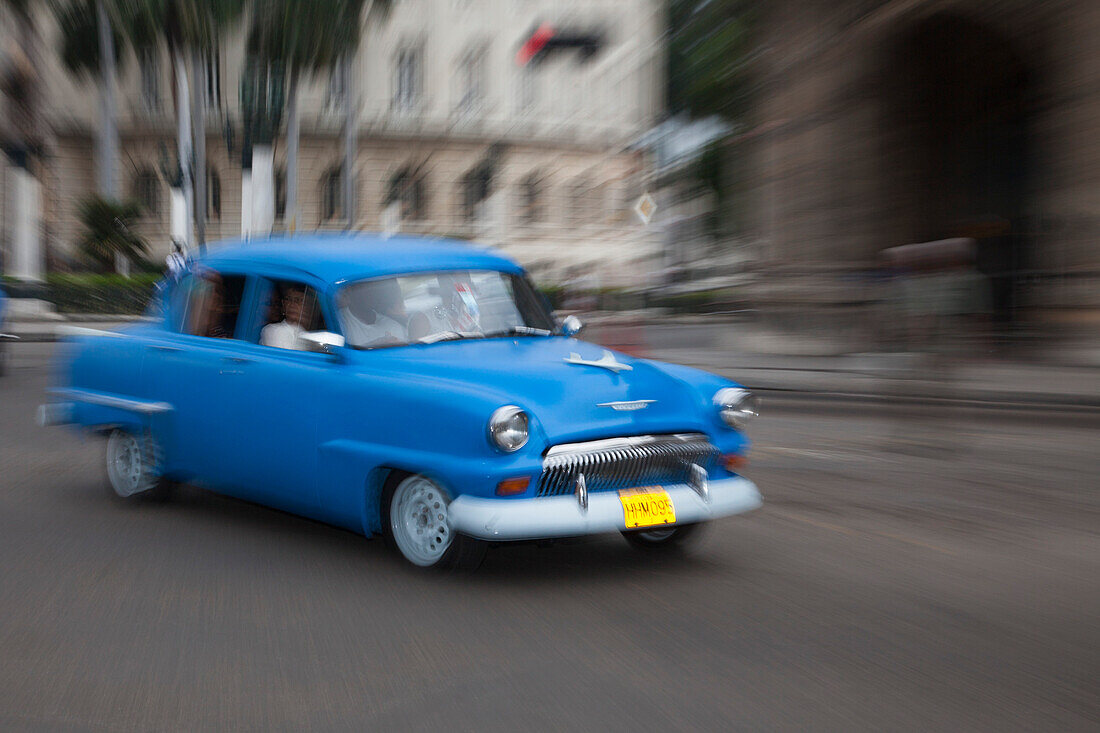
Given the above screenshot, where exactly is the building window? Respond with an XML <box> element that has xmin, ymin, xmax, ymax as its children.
<box><xmin>456</xmin><ymin>46</ymin><xmax>486</xmax><ymax>114</ymax></box>
<box><xmin>133</xmin><ymin>169</ymin><xmax>159</xmax><ymax>215</ymax></box>
<box><xmin>207</xmin><ymin>170</ymin><xmax>221</xmax><ymax>219</ymax></box>
<box><xmin>461</xmin><ymin>167</ymin><xmax>491</xmax><ymax>223</ymax></box>
<box><xmin>275</xmin><ymin>169</ymin><xmax>286</xmax><ymax>220</ymax></box>
<box><xmin>393</xmin><ymin>46</ymin><xmax>421</xmax><ymax>111</ymax></box>
<box><xmin>139</xmin><ymin>47</ymin><xmax>159</xmax><ymax>113</ymax></box>
<box><xmin>386</xmin><ymin>167</ymin><xmax>427</xmax><ymax>221</ymax></box>
<box><xmin>321</xmin><ymin>166</ymin><xmax>343</xmax><ymax>221</ymax></box>
<box><xmin>518</xmin><ymin>173</ymin><xmax>542</xmax><ymax>225</ymax></box>
<box><xmin>205</xmin><ymin>47</ymin><xmax>221</xmax><ymax>111</ymax></box>
<box><xmin>570</xmin><ymin>177</ymin><xmax>591</xmax><ymax>225</ymax></box>
<box><xmin>516</xmin><ymin>66</ymin><xmax>537</xmax><ymax>114</ymax></box>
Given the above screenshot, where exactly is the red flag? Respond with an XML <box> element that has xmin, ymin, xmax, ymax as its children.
<box><xmin>516</xmin><ymin>23</ymin><xmax>555</xmax><ymax>66</ymax></box>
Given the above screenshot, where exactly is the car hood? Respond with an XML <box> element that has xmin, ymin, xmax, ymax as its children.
<box><xmin>359</xmin><ymin>337</ymin><xmax>716</xmax><ymax>445</ymax></box>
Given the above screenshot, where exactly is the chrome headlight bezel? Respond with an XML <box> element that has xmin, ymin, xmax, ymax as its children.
<box><xmin>487</xmin><ymin>405</ymin><xmax>529</xmax><ymax>453</ymax></box>
<box><xmin>713</xmin><ymin>387</ymin><xmax>759</xmax><ymax>430</ymax></box>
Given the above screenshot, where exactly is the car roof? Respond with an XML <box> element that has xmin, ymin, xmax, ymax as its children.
<box><xmin>197</xmin><ymin>233</ymin><xmax>523</xmax><ymax>286</ymax></box>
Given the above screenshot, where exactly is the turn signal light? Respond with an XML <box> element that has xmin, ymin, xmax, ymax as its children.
<box><xmin>721</xmin><ymin>454</ymin><xmax>748</xmax><ymax>471</ymax></box>
<box><xmin>496</xmin><ymin>477</ymin><xmax>530</xmax><ymax>496</ymax></box>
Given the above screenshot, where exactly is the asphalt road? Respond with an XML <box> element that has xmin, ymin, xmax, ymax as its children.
<box><xmin>1</xmin><ymin>343</ymin><xmax>1098</xmax><ymax>731</ymax></box>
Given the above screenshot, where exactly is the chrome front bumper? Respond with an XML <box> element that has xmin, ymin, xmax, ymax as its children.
<box><xmin>448</xmin><ymin>476</ymin><xmax>762</xmax><ymax>541</ymax></box>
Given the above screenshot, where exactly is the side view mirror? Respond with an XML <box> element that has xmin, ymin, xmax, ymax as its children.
<box><xmin>561</xmin><ymin>315</ymin><xmax>585</xmax><ymax>337</ymax></box>
<box><xmin>300</xmin><ymin>331</ymin><xmax>346</xmax><ymax>356</ymax></box>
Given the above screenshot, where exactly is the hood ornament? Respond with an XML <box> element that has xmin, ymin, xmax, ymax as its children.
<box><xmin>598</xmin><ymin>400</ymin><xmax>656</xmax><ymax>412</ymax></box>
<box><xmin>564</xmin><ymin>350</ymin><xmax>633</xmax><ymax>374</ymax></box>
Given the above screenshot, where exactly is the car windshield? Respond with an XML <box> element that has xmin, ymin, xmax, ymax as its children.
<box><xmin>336</xmin><ymin>270</ymin><xmax>557</xmax><ymax>349</ymax></box>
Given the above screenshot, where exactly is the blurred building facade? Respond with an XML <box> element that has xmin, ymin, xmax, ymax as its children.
<box><xmin>0</xmin><ymin>0</ymin><xmax>664</xmax><ymax>286</ymax></box>
<box><xmin>740</xmin><ymin>0</ymin><xmax>1100</xmax><ymax>327</ymax></box>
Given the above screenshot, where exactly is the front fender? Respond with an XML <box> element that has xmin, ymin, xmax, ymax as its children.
<box><xmin>317</xmin><ymin>439</ymin><xmax>542</xmax><ymax>536</ymax></box>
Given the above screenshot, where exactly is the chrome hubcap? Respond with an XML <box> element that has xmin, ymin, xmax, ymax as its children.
<box><xmin>106</xmin><ymin>430</ymin><xmax>153</xmax><ymax>497</ymax></box>
<box><xmin>391</xmin><ymin>476</ymin><xmax>453</xmax><ymax>567</ymax></box>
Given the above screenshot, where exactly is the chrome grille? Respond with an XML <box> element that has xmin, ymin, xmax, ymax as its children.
<box><xmin>537</xmin><ymin>433</ymin><xmax>718</xmax><ymax>497</ymax></box>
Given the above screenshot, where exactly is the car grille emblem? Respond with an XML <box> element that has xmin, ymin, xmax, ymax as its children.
<box><xmin>597</xmin><ymin>400</ymin><xmax>656</xmax><ymax>411</ymax></box>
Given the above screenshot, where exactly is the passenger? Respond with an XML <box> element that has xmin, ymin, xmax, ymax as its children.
<box><xmin>341</xmin><ymin>279</ymin><xmax>407</xmax><ymax>346</ymax></box>
<box><xmin>261</xmin><ymin>285</ymin><xmax>309</xmax><ymax>350</ymax></box>
<box><xmin>199</xmin><ymin>275</ymin><xmax>230</xmax><ymax>338</ymax></box>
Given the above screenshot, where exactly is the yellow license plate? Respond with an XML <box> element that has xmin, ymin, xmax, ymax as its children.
<box><xmin>619</xmin><ymin>487</ymin><xmax>676</xmax><ymax>528</ymax></box>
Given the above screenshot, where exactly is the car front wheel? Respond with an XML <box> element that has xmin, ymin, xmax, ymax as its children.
<box><xmin>105</xmin><ymin>429</ymin><xmax>172</xmax><ymax>501</ymax></box>
<box><xmin>621</xmin><ymin>523</ymin><xmax>704</xmax><ymax>550</ymax></box>
<box><xmin>384</xmin><ymin>473</ymin><xmax>485</xmax><ymax>570</ymax></box>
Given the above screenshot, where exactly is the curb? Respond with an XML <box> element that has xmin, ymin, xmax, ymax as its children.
<box><xmin>754</xmin><ymin>385</ymin><xmax>1100</xmax><ymax>417</ymax></box>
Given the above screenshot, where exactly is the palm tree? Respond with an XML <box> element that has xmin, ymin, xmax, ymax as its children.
<box><xmin>118</xmin><ymin>0</ymin><xmax>244</xmax><ymax>253</ymax></box>
<box><xmin>75</xmin><ymin>196</ymin><xmax>149</xmax><ymax>270</ymax></box>
<box><xmin>55</xmin><ymin>0</ymin><xmax>122</xmax><ymax>199</ymax></box>
<box><xmin>249</xmin><ymin>0</ymin><xmax>390</xmax><ymax>233</ymax></box>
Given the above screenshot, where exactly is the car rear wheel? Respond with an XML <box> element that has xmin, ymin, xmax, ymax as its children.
<box><xmin>384</xmin><ymin>473</ymin><xmax>485</xmax><ymax>570</ymax></box>
<box><xmin>621</xmin><ymin>523</ymin><xmax>704</xmax><ymax>549</ymax></box>
<box><xmin>105</xmin><ymin>429</ymin><xmax>172</xmax><ymax>501</ymax></box>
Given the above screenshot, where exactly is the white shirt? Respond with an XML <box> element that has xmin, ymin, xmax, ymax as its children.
<box><xmin>343</xmin><ymin>310</ymin><xmax>406</xmax><ymax>346</ymax></box>
<box><xmin>261</xmin><ymin>320</ymin><xmax>306</xmax><ymax>350</ymax></box>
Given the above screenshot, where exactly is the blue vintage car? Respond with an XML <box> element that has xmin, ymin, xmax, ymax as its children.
<box><xmin>40</xmin><ymin>235</ymin><xmax>761</xmax><ymax>569</ymax></box>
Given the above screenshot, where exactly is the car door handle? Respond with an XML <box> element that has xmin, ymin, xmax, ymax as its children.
<box><xmin>147</xmin><ymin>344</ymin><xmax>181</xmax><ymax>353</ymax></box>
<box><xmin>221</xmin><ymin>356</ymin><xmax>252</xmax><ymax>365</ymax></box>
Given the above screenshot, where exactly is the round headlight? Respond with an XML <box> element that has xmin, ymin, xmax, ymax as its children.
<box><xmin>488</xmin><ymin>405</ymin><xmax>529</xmax><ymax>452</ymax></box>
<box><xmin>713</xmin><ymin>388</ymin><xmax>759</xmax><ymax>429</ymax></box>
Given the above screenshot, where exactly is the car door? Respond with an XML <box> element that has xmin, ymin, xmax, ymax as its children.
<box><xmin>213</xmin><ymin>277</ymin><xmax>330</xmax><ymax>516</ymax></box>
<box><xmin>148</xmin><ymin>270</ymin><xmax>250</xmax><ymax>485</ymax></box>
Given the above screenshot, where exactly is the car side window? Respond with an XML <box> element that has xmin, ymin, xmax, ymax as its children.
<box><xmin>256</xmin><ymin>280</ymin><xmax>330</xmax><ymax>351</ymax></box>
<box><xmin>169</xmin><ymin>271</ymin><xmax>246</xmax><ymax>339</ymax></box>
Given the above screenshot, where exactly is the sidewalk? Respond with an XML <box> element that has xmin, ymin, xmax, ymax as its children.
<box><xmin>5</xmin><ymin>314</ymin><xmax>149</xmax><ymax>341</ymax></box>
<box><xmin>584</xmin><ymin>312</ymin><xmax>1100</xmax><ymax>413</ymax></box>
<box><xmin>644</xmin><ymin>347</ymin><xmax>1100</xmax><ymax>411</ymax></box>
<box><xmin>8</xmin><ymin>311</ymin><xmax>1099</xmax><ymax>412</ymax></box>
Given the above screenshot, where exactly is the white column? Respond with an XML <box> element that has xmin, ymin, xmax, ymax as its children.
<box><xmin>170</xmin><ymin>187</ymin><xmax>188</xmax><ymax>246</ymax></box>
<box><xmin>174</xmin><ymin>49</ymin><xmax>193</xmax><ymax>250</ymax></box>
<box><xmin>9</xmin><ymin>167</ymin><xmax>43</xmax><ymax>281</ymax></box>
<box><xmin>251</xmin><ymin>144</ymin><xmax>275</xmax><ymax>237</ymax></box>
<box><xmin>240</xmin><ymin>168</ymin><xmax>252</xmax><ymax>238</ymax></box>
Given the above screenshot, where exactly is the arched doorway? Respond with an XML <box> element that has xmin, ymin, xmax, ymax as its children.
<box><xmin>881</xmin><ymin>14</ymin><xmax>1036</xmax><ymax>325</ymax></box>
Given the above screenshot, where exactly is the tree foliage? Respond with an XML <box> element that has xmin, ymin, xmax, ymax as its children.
<box><xmin>247</xmin><ymin>0</ymin><xmax>373</xmax><ymax>77</ymax></box>
<box><xmin>76</xmin><ymin>196</ymin><xmax>149</xmax><ymax>269</ymax></box>
<box><xmin>668</xmin><ymin>0</ymin><xmax>756</xmax><ymax>121</ymax></box>
<box><xmin>54</xmin><ymin>0</ymin><xmax>125</xmax><ymax>78</ymax></box>
<box><xmin>115</xmin><ymin>0</ymin><xmax>245</xmax><ymax>53</ymax></box>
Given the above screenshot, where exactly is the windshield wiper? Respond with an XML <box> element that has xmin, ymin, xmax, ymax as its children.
<box><xmin>487</xmin><ymin>326</ymin><xmax>554</xmax><ymax>338</ymax></box>
<box><xmin>416</xmin><ymin>330</ymin><xmax>482</xmax><ymax>344</ymax></box>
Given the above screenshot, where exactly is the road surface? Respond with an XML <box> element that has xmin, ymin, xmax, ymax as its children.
<box><xmin>1</xmin><ymin>343</ymin><xmax>1097</xmax><ymax>730</ymax></box>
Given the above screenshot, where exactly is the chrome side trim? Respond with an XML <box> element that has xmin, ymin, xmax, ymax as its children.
<box><xmin>48</xmin><ymin>388</ymin><xmax>173</xmax><ymax>415</ymax></box>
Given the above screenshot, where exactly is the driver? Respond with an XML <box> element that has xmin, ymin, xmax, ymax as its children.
<box><xmin>341</xmin><ymin>279</ymin><xmax>407</xmax><ymax>346</ymax></box>
<box><xmin>261</xmin><ymin>284</ymin><xmax>310</xmax><ymax>350</ymax></box>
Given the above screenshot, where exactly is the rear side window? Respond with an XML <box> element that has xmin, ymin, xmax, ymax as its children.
<box><xmin>169</xmin><ymin>271</ymin><xmax>246</xmax><ymax>339</ymax></box>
